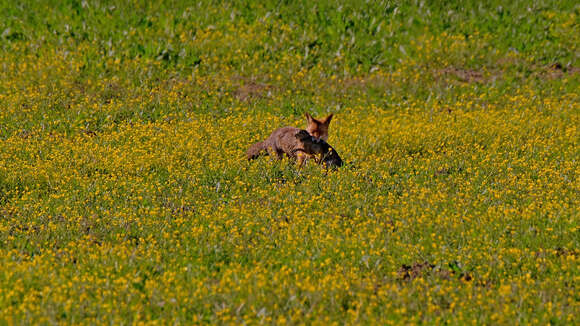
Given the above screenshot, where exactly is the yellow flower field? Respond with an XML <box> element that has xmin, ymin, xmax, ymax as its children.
<box><xmin>0</xmin><ymin>1</ymin><xmax>578</xmax><ymax>324</ymax></box>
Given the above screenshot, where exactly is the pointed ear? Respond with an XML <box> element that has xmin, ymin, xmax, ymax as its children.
<box><xmin>322</xmin><ymin>113</ymin><xmax>333</xmax><ymax>125</ymax></box>
<box><xmin>305</xmin><ymin>112</ymin><xmax>314</xmax><ymax>124</ymax></box>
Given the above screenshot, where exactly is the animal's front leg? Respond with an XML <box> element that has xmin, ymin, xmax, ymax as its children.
<box><xmin>296</xmin><ymin>152</ymin><xmax>308</xmax><ymax>168</ymax></box>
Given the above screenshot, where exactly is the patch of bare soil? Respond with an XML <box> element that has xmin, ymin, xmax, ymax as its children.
<box><xmin>234</xmin><ymin>81</ymin><xmax>272</xmax><ymax>101</ymax></box>
<box><xmin>543</xmin><ymin>63</ymin><xmax>580</xmax><ymax>79</ymax></box>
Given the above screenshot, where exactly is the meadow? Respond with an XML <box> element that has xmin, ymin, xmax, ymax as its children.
<box><xmin>0</xmin><ymin>0</ymin><xmax>578</xmax><ymax>324</ymax></box>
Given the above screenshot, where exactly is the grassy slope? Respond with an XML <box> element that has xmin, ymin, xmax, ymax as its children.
<box><xmin>0</xmin><ymin>0</ymin><xmax>578</xmax><ymax>324</ymax></box>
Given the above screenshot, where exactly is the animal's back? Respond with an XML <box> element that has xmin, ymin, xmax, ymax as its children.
<box><xmin>269</xmin><ymin>126</ymin><xmax>302</xmax><ymax>155</ymax></box>
<box><xmin>247</xmin><ymin>126</ymin><xmax>302</xmax><ymax>160</ymax></box>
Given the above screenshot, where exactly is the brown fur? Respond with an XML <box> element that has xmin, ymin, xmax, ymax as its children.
<box><xmin>305</xmin><ymin>113</ymin><xmax>333</xmax><ymax>141</ymax></box>
<box><xmin>246</xmin><ymin>127</ymin><xmax>323</xmax><ymax>165</ymax></box>
<box><xmin>246</xmin><ymin>113</ymin><xmax>334</xmax><ymax>162</ymax></box>
<box><xmin>247</xmin><ymin>128</ymin><xmax>343</xmax><ymax>169</ymax></box>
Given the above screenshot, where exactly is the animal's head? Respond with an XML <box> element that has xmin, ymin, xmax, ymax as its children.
<box><xmin>295</xmin><ymin>130</ymin><xmax>330</xmax><ymax>154</ymax></box>
<box><xmin>305</xmin><ymin>113</ymin><xmax>333</xmax><ymax>141</ymax></box>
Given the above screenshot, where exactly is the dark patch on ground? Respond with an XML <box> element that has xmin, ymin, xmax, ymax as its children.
<box><xmin>234</xmin><ymin>81</ymin><xmax>272</xmax><ymax>101</ymax></box>
<box><xmin>555</xmin><ymin>247</ymin><xmax>579</xmax><ymax>257</ymax></box>
<box><xmin>543</xmin><ymin>63</ymin><xmax>580</xmax><ymax>79</ymax></box>
<box><xmin>434</xmin><ymin>62</ymin><xmax>579</xmax><ymax>86</ymax></box>
<box><xmin>81</xmin><ymin>128</ymin><xmax>98</xmax><ymax>137</ymax></box>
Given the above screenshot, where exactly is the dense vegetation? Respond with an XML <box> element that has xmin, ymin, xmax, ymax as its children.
<box><xmin>0</xmin><ymin>0</ymin><xmax>578</xmax><ymax>324</ymax></box>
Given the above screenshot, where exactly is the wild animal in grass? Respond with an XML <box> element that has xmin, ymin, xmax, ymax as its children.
<box><xmin>246</xmin><ymin>113</ymin><xmax>333</xmax><ymax>163</ymax></box>
<box><xmin>247</xmin><ymin>128</ymin><xmax>343</xmax><ymax>168</ymax></box>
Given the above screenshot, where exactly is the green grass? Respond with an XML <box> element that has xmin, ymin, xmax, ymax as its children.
<box><xmin>0</xmin><ymin>0</ymin><xmax>578</xmax><ymax>324</ymax></box>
